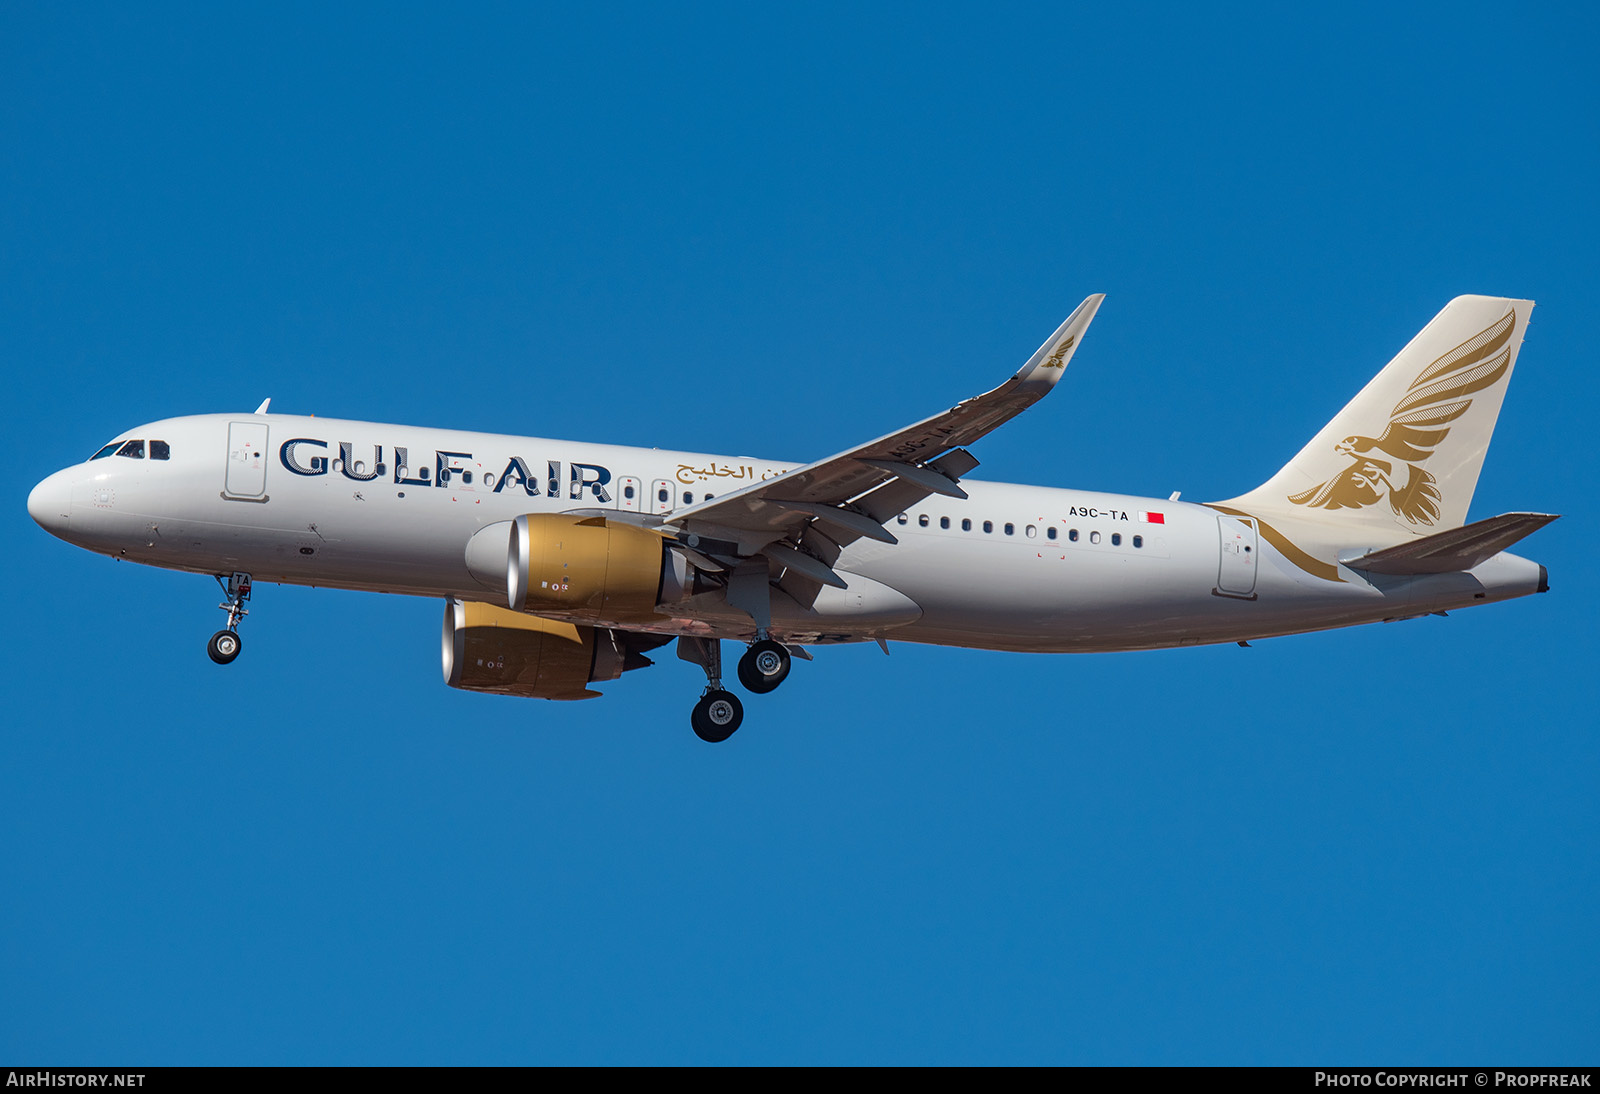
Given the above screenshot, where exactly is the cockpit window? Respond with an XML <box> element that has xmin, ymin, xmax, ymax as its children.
<box><xmin>116</xmin><ymin>440</ymin><xmax>145</xmax><ymax>459</ymax></box>
<box><xmin>150</xmin><ymin>440</ymin><xmax>171</xmax><ymax>460</ymax></box>
<box><xmin>89</xmin><ymin>442</ymin><xmax>121</xmax><ymax>461</ymax></box>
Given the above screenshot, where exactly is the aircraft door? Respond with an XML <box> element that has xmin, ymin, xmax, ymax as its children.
<box><xmin>618</xmin><ymin>476</ymin><xmax>642</xmax><ymax>512</ymax></box>
<box><xmin>650</xmin><ymin>479</ymin><xmax>674</xmax><ymax>514</ymax></box>
<box><xmin>224</xmin><ymin>421</ymin><xmax>269</xmax><ymax>500</ymax></box>
<box><xmin>1216</xmin><ymin>516</ymin><xmax>1258</xmax><ymax>598</ymax></box>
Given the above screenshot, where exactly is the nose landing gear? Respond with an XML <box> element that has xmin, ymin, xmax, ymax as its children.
<box><xmin>207</xmin><ymin>629</ymin><xmax>242</xmax><ymax>664</ymax></box>
<box><xmin>208</xmin><ymin>572</ymin><xmax>251</xmax><ymax>665</ymax></box>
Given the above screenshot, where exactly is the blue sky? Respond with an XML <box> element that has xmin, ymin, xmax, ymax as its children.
<box><xmin>3</xmin><ymin>2</ymin><xmax>1596</xmax><ymax>1064</ymax></box>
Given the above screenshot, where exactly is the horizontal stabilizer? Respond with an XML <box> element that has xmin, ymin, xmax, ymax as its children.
<box><xmin>1340</xmin><ymin>512</ymin><xmax>1558</xmax><ymax>575</ymax></box>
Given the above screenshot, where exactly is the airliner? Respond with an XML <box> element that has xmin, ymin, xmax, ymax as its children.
<box><xmin>27</xmin><ymin>294</ymin><xmax>1556</xmax><ymax>741</ymax></box>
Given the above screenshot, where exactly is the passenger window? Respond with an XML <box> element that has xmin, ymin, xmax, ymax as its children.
<box><xmin>1069</xmin><ymin>529</ymin><xmax>1079</xmax><ymax>542</ymax></box>
<box><xmin>1004</xmin><ymin>523</ymin><xmax>1014</xmax><ymax>536</ymax></box>
<box><xmin>116</xmin><ymin>440</ymin><xmax>145</xmax><ymax>459</ymax></box>
<box><xmin>897</xmin><ymin>514</ymin><xmax>908</xmax><ymax>525</ymax></box>
<box><xmin>918</xmin><ymin>515</ymin><xmax>929</xmax><ymax>527</ymax></box>
<box><xmin>658</xmin><ymin>487</ymin><xmax>669</xmax><ymax>503</ymax></box>
<box><xmin>684</xmin><ymin>492</ymin><xmax>694</xmax><ymax>505</ymax></box>
<box><xmin>1090</xmin><ymin>531</ymin><xmax>1101</xmax><ymax>544</ymax></box>
<box><xmin>90</xmin><ymin>443</ymin><xmax>120</xmax><ymax>461</ymax></box>
<box><xmin>961</xmin><ymin>518</ymin><xmax>972</xmax><ymax>531</ymax></box>
<box><xmin>939</xmin><ymin>517</ymin><xmax>950</xmax><ymax>530</ymax></box>
<box><xmin>1133</xmin><ymin>535</ymin><xmax>1143</xmax><ymax>548</ymax></box>
<box><xmin>1025</xmin><ymin>525</ymin><xmax>1036</xmax><ymax>538</ymax></box>
<box><xmin>1111</xmin><ymin>533</ymin><xmax>1121</xmax><ymax>546</ymax></box>
<box><xmin>704</xmin><ymin>493</ymin><xmax>714</xmax><ymax>500</ymax></box>
<box><xmin>1047</xmin><ymin>527</ymin><xmax>1057</xmax><ymax>541</ymax></box>
<box><xmin>150</xmin><ymin>440</ymin><xmax>171</xmax><ymax>460</ymax></box>
<box><xmin>983</xmin><ymin>521</ymin><xmax>993</xmax><ymax>534</ymax></box>
<box><xmin>624</xmin><ymin>485</ymin><xmax>636</xmax><ymax>499</ymax></box>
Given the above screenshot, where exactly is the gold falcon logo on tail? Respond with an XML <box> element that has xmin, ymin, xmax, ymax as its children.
<box><xmin>1288</xmin><ymin>307</ymin><xmax>1517</xmax><ymax>526</ymax></box>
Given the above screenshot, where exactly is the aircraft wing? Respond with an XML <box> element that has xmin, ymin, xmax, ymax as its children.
<box><xmin>662</xmin><ymin>294</ymin><xmax>1104</xmax><ymax>585</ymax></box>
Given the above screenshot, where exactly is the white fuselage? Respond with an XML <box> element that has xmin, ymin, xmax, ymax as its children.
<box><xmin>28</xmin><ymin>413</ymin><xmax>1546</xmax><ymax>652</ymax></box>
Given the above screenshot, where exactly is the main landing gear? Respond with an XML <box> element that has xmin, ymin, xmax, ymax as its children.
<box><xmin>679</xmin><ymin>636</ymin><xmax>743</xmax><ymax>743</ymax></box>
<box><xmin>208</xmin><ymin>571</ymin><xmax>252</xmax><ymax>665</ymax></box>
<box><xmin>691</xmin><ymin>690</ymin><xmax>743</xmax><ymax>744</ymax></box>
<box><xmin>737</xmin><ymin>638</ymin><xmax>791</xmax><ymax>694</ymax></box>
<box><xmin>679</xmin><ymin>634</ymin><xmax>797</xmax><ymax>743</ymax></box>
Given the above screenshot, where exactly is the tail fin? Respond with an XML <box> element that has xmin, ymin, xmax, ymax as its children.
<box><xmin>1220</xmin><ymin>295</ymin><xmax>1534</xmax><ymax>536</ymax></box>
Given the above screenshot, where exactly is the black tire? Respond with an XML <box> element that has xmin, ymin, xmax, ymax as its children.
<box><xmin>208</xmin><ymin>630</ymin><xmax>242</xmax><ymax>665</ymax></box>
<box><xmin>691</xmin><ymin>689</ymin><xmax>743</xmax><ymax>743</ymax></box>
<box><xmin>737</xmin><ymin>639</ymin><xmax>791</xmax><ymax>694</ymax></box>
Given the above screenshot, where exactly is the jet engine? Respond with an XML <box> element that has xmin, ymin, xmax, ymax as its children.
<box><xmin>441</xmin><ymin>598</ymin><xmax>668</xmax><ymax>701</ymax></box>
<box><xmin>488</xmin><ymin>513</ymin><xmax>696</xmax><ymax>623</ymax></box>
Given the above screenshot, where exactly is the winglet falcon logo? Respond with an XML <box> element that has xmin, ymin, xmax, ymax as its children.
<box><xmin>1288</xmin><ymin>308</ymin><xmax>1517</xmax><ymax>526</ymax></box>
<box><xmin>1041</xmin><ymin>334</ymin><xmax>1075</xmax><ymax>369</ymax></box>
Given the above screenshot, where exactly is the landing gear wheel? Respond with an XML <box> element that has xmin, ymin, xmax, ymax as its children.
<box><xmin>691</xmin><ymin>689</ymin><xmax>744</xmax><ymax>743</ymax></box>
<box><xmin>208</xmin><ymin>630</ymin><xmax>242</xmax><ymax>665</ymax></box>
<box><xmin>737</xmin><ymin>639</ymin><xmax>791</xmax><ymax>694</ymax></box>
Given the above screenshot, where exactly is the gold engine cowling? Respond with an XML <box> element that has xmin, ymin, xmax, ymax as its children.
<box><xmin>506</xmin><ymin>513</ymin><xmax>690</xmax><ymax>623</ymax></box>
<box><xmin>441</xmin><ymin>599</ymin><xmax>664</xmax><ymax>701</ymax></box>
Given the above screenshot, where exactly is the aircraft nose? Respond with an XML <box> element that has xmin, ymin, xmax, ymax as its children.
<box><xmin>27</xmin><ymin>468</ymin><xmax>73</xmax><ymax>537</ymax></box>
